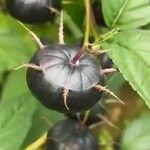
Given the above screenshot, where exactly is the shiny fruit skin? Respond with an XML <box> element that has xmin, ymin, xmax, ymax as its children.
<box><xmin>6</xmin><ymin>0</ymin><xmax>61</xmax><ymax>24</ymax></box>
<box><xmin>26</xmin><ymin>44</ymin><xmax>104</xmax><ymax>113</ymax></box>
<box><xmin>100</xmin><ymin>53</ymin><xmax>113</xmax><ymax>69</ymax></box>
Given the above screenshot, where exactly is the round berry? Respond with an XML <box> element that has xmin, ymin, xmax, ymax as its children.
<box><xmin>100</xmin><ymin>53</ymin><xmax>113</xmax><ymax>69</ymax></box>
<box><xmin>26</xmin><ymin>44</ymin><xmax>104</xmax><ymax>113</ymax></box>
<box><xmin>46</xmin><ymin>119</ymin><xmax>99</xmax><ymax>150</ymax></box>
<box><xmin>6</xmin><ymin>0</ymin><xmax>61</xmax><ymax>24</ymax></box>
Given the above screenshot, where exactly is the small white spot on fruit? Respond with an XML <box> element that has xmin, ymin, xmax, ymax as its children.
<box><xmin>76</xmin><ymin>60</ymin><xmax>79</xmax><ymax>65</ymax></box>
<box><xmin>70</xmin><ymin>59</ymin><xmax>80</xmax><ymax>66</ymax></box>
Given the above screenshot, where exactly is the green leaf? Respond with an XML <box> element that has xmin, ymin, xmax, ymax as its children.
<box><xmin>121</xmin><ymin>113</ymin><xmax>150</xmax><ymax>150</ymax></box>
<box><xmin>98</xmin><ymin>129</ymin><xmax>114</xmax><ymax>150</ymax></box>
<box><xmin>0</xmin><ymin>93</ymin><xmax>36</xmax><ymax>150</ymax></box>
<box><xmin>0</xmin><ymin>14</ymin><xmax>35</xmax><ymax>72</ymax></box>
<box><xmin>101</xmin><ymin>30</ymin><xmax>150</xmax><ymax>108</ymax></box>
<box><xmin>64</xmin><ymin>0</ymin><xmax>84</xmax><ymax>29</ymax></box>
<box><xmin>106</xmin><ymin>72</ymin><xmax>126</xmax><ymax>94</ymax></box>
<box><xmin>63</xmin><ymin>0</ymin><xmax>84</xmax><ymax>41</ymax></box>
<box><xmin>63</xmin><ymin>11</ymin><xmax>83</xmax><ymax>39</ymax></box>
<box><xmin>22</xmin><ymin>104</ymin><xmax>63</xmax><ymax>149</ymax></box>
<box><xmin>1</xmin><ymin>70</ymin><xmax>27</xmax><ymax>100</ymax></box>
<box><xmin>101</xmin><ymin>0</ymin><xmax>150</xmax><ymax>29</ymax></box>
<box><xmin>0</xmin><ymin>70</ymin><xmax>37</xmax><ymax>150</ymax></box>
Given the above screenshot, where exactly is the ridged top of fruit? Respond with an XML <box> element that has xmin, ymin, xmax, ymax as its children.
<box><xmin>37</xmin><ymin>45</ymin><xmax>100</xmax><ymax>91</ymax></box>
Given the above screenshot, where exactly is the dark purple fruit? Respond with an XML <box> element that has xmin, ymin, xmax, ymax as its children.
<box><xmin>6</xmin><ymin>0</ymin><xmax>61</xmax><ymax>24</ymax></box>
<box><xmin>46</xmin><ymin>119</ymin><xmax>99</xmax><ymax>150</ymax></box>
<box><xmin>26</xmin><ymin>44</ymin><xmax>104</xmax><ymax>113</ymax></box>
<box><xmin>100</xmin><ymin>53</ymin><xmax>113</xmax><ymax>69</ymax></box>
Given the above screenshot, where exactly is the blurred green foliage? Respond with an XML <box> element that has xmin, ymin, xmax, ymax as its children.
<box><xmin>0</xmin><ymin>0</ymin><xmax>150</xmax><ymax>150</ymax></box>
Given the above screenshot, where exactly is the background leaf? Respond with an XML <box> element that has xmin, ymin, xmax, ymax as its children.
<box><xmin>0</xmin><ymin>93</ymin><xmax>36</xmax><ymax>150</ymax></box>
<box><xmin>0</xmin><ymin>14</ymin><xmax>35</xmax><ymax>72</ymax></box>
<box><xmin>22</xmin><ymin>104</ymin><xmax>63</xmax><ymax>149</ymax></box>
<box><xmin>102</xmin><ymin>30</ymin><xmax>150</xmax><ymax>108</ymax></box>
<box><xmin>106</xmin><ymin>72</ymin><xmax>126</xmax><ymax>94</ymax></box>
<box><xmin>0</xmin><ymin>0</ymin><xmax>150</xmax><ymax>149</ymax></box>
<box><xmin>121</xmin><ymin>113</ymin><xmax>150</xmax><ymax>150</ymax></box>
<box><xmin>101</xmin><ymin>0</ymin><xmax>150</xmax><ymax>29</ymax></box>
<box><xmin>1</xmin><ymin>70</ymin><xmax>27</xmax><ymax>100</ymax></box>
<box><xmin>64</xmin><ymin>0</ymin><xmax>84</xmax><ymax>29</ymax></box>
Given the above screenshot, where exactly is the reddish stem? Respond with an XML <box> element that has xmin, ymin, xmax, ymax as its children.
<box><xmin>71</xmin><ymin>47</ymin><xmax>84</xmax><ymax>64</ymax></box>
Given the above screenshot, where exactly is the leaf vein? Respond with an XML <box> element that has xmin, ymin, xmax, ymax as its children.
<box><xmin>111</xmin><ymin>0</ymin><xmax>129</xmax><ymax>27</ymax></box>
